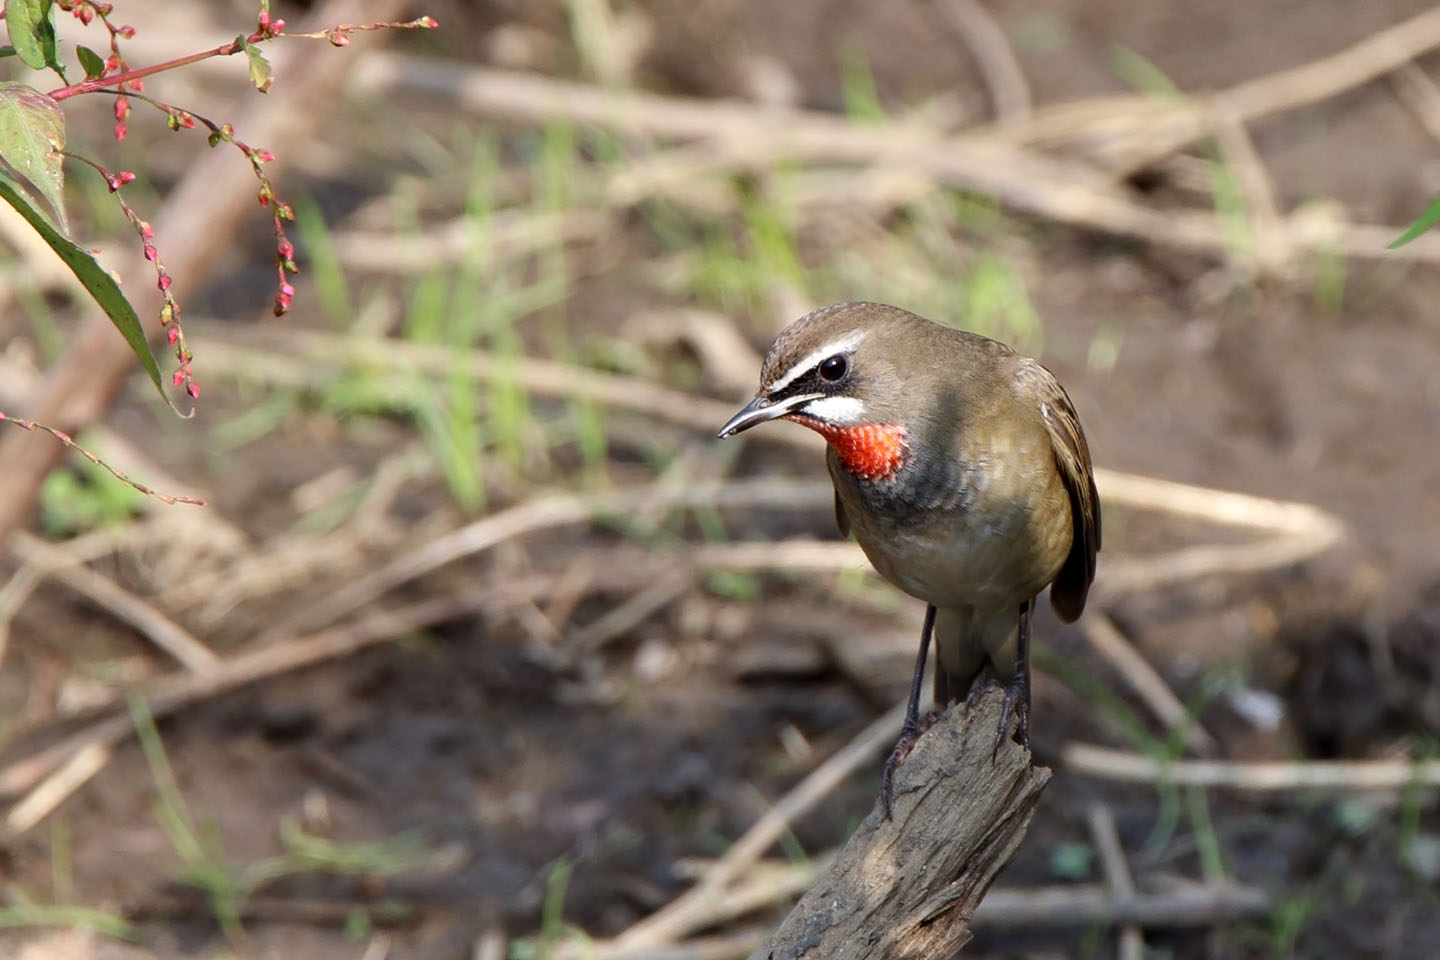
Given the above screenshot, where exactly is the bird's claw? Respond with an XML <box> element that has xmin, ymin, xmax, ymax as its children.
<box><xmin>880</xmin><ymin>711</ymin><xmax>938</xmax><ymax>819</ymax></box>
<box><xmin>991</xmin><ymin>675</ymin><xmax>1031</xmax><ymax>760</ymax></box>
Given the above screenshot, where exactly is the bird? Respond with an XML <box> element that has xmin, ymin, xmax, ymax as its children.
<box><xmin>718</xmin><ymin>301</ymin><xmax>1100</xmax><ymax>815</ymax></box>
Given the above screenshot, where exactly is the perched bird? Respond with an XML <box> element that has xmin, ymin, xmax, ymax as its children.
<box><xmin>718</xmin><ymin>302</ymin><xmax>1100</xmax><ymax>814</ymax></box>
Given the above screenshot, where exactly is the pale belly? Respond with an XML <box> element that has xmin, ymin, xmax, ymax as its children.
<box><xmin>843</xmin><ymin>480</ymin><xmax>1072</xmax><ymax>616</ymax></box>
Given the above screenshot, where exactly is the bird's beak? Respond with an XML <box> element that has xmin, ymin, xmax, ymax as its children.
<box><xmin>717</xmin><ymin>393</ymin><xmax>818</xmax><ymax>438</ymax></box>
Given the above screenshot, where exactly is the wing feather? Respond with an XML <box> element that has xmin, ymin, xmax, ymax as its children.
<box><xmin>1021</xmin><ymin>360</ymin><xmax>1100</xmax><ymax>621</ymax></box>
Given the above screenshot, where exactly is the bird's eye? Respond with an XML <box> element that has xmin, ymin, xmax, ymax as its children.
<box><xmin>818</xmin><ymin>355</ymin><xmax>848</xmax><ymax>382</ymax></box>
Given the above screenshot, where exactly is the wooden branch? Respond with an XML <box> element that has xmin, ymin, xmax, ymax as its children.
<box><xmin>750</xmin><ymin>688</ymin><xmax>1049</xmax><ymax>960</ymax></box>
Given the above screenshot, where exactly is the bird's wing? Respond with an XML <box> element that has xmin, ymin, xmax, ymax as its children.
<box><xmin>834</xmin><ymin>487</ymin><xmax>851</xmax><ymax>539</ymax></box>
<box><xmin>1020</xmin><ymin>359</ymin><xmax>1100</xmax><ymax>621</ymax></box>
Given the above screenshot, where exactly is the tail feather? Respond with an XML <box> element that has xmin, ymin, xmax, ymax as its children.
<box><xmin>931</xmin><ymin>607</ymin><xmax>1017</xmax><ymax>705</ymax></box>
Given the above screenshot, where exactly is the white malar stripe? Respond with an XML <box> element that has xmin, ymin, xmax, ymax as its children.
<box><xmin>764</xmin><ymin>330</ymin><xmax>869</xmax><ymax>394</ymax></box>
<box><xmin>797</xmin><ymin>395</ymin><xmax>866</xmax><ymax>425</ymax></box>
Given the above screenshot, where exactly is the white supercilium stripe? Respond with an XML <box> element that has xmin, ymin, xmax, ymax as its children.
<box><xmin>764</xmin><ymin>330</ymin><xmax>869</xmax><ymax>394</ymax></box>
<box><xmin>796</xmin><ymin>395</ymin><xmax>866</xmax><ymax>425</ymax></box>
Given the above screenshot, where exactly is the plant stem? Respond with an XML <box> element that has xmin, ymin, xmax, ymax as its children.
<box><xmin>48</xmin><ymin>34</ymin><xmax>265</xmax><ymax>101</ymax></box>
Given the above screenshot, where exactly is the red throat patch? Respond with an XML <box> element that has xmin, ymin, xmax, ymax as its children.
<box><xmin>787</xmin><ymin>416</ymin><xmax>907</xmax><ymax>481</ymax></box>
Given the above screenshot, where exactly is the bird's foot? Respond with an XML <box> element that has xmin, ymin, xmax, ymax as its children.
<box><xmin>963</xmin><ymin>676</ymin><xmax>1001</xmax><ymax>713</ymax></box>
<box><xmin>991</xmin><ymin>674</ymin><xmax>1031</xmax><ymax>760</ymax></box>
<box><xmin>880</xmin><ymin>711</ymin><xmax>938</xmax><ymax>820</ymax></box>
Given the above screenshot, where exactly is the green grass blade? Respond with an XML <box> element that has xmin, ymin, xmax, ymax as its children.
<box><xmin>1389</xmin><ymin>193</ymin><xmax>1440</xmax><ymax>249</ymax></box>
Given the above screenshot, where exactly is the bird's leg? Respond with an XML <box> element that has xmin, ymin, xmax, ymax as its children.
<box><xmin>992</xmin><ymin>599</ymin><xmax>1033</xmax><ymax>758</ymax></box>
<box><xmin>881</xmin><ymin>603</ymin><xmax>936</xmax><ymax>819</ymax></box>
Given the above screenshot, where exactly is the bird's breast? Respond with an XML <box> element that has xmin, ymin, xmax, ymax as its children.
<box><xmin>830</xmin><ymin>440</ymin><xmax>1073</xmax><ymax>613</ymax></box>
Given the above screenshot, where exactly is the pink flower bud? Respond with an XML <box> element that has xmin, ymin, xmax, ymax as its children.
<box><xmin>186</xmin><ymin>381</ymin><xmax>200</xmax><ymax>399</ymax></box>
<box><xmin>144</xmin><ymin>244</ymin><xmax>157</xmax><ymax>261</ymax></box>
<box><xmin>277</xmin><ymin>238</ymin><xmax>294</xmax><ymax>260</ymax></box>
<box><xmin>167</xmin><ymin>326</ymin><xmax>179</xmax><ymax>345</ymax></box>
<box><xmin>117</xmin><ymin>25</ymin><xmax>135</xmax><ymax>38</ymax></box>
<box><xmin>256</xmin><ymin>149</ymin><xmax>275</xmax><ymax>163</ymax></box>
<box><xmin>272</xmin><ymin>19</ymin><xmax>285</xmax><ymax>33</ymax></box>
<box><xmin>158</xmin><ymin>274</ymin><xmax>171</xmax><ymax>292</ymax></box>
<box><xmin>114</xmin><ymin>120</ymin><xmax>127</xmax><ymax>140</ymax></box>
<box><xmin>258</xmin><ymin>10</ymin><xmax>271</xmax><ymax>29</ymax></box>
<box><xmin>421</xmin><ymin>17</ymin><xmax>439</xmax><ymax>28</ymax></box>
<box><xmin>329</xmin><ymin>32</ymin><xmax>351</xmax><ymax>47</ymax></box>
<box><xmin>114</xmin><ymin>98</ymin><xmax>127</xmax><ymax>120</ymax></box>
<box><xmin>78</xmin><ymin>7</ymin><xmax>93</xmax><ymax>25</ymax></box>
<box><xmin>172</xmin><ymin>369</ymin><xmax>185</xmax><ymax>387</ymax></box>
<box><xmin>140</xmin><ymin>221</ymin><xmax>154</xmax><ymax>240</ymax></box>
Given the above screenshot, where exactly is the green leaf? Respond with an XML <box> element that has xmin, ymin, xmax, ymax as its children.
<box><xmin>5</xmin><ymin>0</ymin><xmax>63</xmax><ymax>75</ymax></box>
<box><xmin>1389</xmin><ymin>193</ymin><xmax>1440</xmax><ymax>249</ymax></box>
<box><xmin>0</xmin><ymin>82</ymin><xmax>67</xmax><ymax>232</ymax></box>
<box><xmin>76</xmin><ymin>45</ymin><xmax>106</xmax><ymax>80</ymax></box>
<box><xmin>237</xmin><ymin>36</ymin><xmax>273</xmax><ymax>93</ymax></box>
<box><xmin>0</xmin><ymin>178</ymin><xmax>180</xmax><ymax>412</ymax></box>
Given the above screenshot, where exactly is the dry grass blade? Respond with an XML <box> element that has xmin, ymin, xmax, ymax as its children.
<box><xmin>973</xmin><ymin>881</ymin><xmax>1269</xmax><ymax>927</ymax></box>
<box><xmin>349</xmin><ymin>48</ymin><xmax>1440</xmax><ymax>266</ymax></box>
<box><xmin>1088</xmin><ymin>803</ymin><xmax>1144</xmax><ymax>960</ymax></box>
<box><xmin>1390</xmin><ymin>61</ymin><xmax>1440</xmax><ymax>141</ymax></box>
<box><xmin>0</xmin><ymin>597</ymin><xmax>485</xmax><ymax>832</ymax></box>
<box><xmin>1064</xmin><ymin>742</ymin><xmax>1440</xmax><ymax>790</ymax></box>
<box><xmin>1209</xmin><ymin>99</ymin><xmax>1288</xmax><ymax>273</ymax></box>
<box><xmin>4</xmin><ymin>741</ymin><xmax>113</xmax><ymax>836</ymax></box>
<box><xmin>11</xmin><ymin>531</ymin><xmax>220</xmax><ymax>674</ymax></box>
<box><xmin>1081</xmin><ymin>613</ymin><xmax>1218</xmax><ymax>757</ymax></box>
<box><xmin>936</xmin><ymin>0</ymin><xmax>1032</xmax><ymax>125</ymax></box>
<box><xmin>1006</xmin><ymin>5</ymin><xmax>1440</xmax><ymax>176</ymax></box>
<box><xmin>591</xmin><ymin>701</ymin><xmax>907</xmax><ymax>957</ymax></box>
<box><xmin>266</xmin><ymin>478</ymin><xmax>831</xmax><ymax>638</ymax></box>
<box><xmin>569</xmin><ymin>569</ymin><xmax>694</xmax><ymax>650</ymax></box>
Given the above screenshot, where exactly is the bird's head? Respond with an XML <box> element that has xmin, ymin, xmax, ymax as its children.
<box><xmin>717</xmin><ymin>302</ymin><xmax>924</xmax><ymax>481</ymax></box>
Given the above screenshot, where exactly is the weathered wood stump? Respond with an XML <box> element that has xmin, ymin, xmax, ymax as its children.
<box><xmin>750</xmin><ymin>687</ymin><xmax>1050</xmax><ymax>960</ymax></box>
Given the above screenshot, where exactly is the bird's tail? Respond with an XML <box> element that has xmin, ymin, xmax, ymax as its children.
<box><xmin>931</xmin><ymin>607</ymin><xmax>1017</xmax><ymax>705</ymax></box>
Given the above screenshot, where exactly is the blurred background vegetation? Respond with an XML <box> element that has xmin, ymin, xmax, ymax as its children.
<box><xmin>1</xmin><ymin>1</ymin><xmax>1440</xmax><ymax>958</ymax></box>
